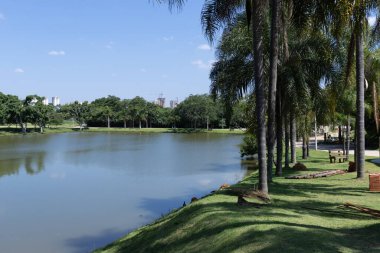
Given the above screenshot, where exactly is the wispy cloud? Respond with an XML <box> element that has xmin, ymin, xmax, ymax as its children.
<box><xmin>14</xmin><ymin>68</ymin><xmax>24</xmax><ymax>73</ymax></box>
<box><xmin>140</xmin><ymin>68</ymin><xmax>147</xmax><ymax>73</ymax></box>
<box><xmin>48</xmin><ymin>50</ymin><xmax>66</xmax><ymax>56</ymax></box>
<box><xmin>0</xmin><ymin>13</ymin><xmax>5</xmax><ymax>21</ymax></box>
<box><xmin>368</xmin><ymin>16</ymin><xmax>377</xmax><ymax>27</ymax></box>
<box><xmin>105</xmin><ymin>41</ymin><xmax>114</xmax><ymax>49</ymax></box>
<box><xmin>197</xmin><ymin>44</ymin><xmax>212</xmax><ymax>51</ymax></box>
<box><xmin>191</xmin><ymin>59</ymin><xmax>215</xmax><ymax>70</ymax></box>
<box><xmin>163</xmin><ymin>36</ymin><xmax>174</xmax><ymax>41</ymax></box>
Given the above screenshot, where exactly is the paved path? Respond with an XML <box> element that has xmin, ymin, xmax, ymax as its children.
<box><xmin>303</xmin><ymin>137</ymin><xmax>380</xmax><ymax>164</ymax></box>
<box><xmin>291</xmin><ymin>134</ymin><xmax>380</xmax><ymax>164</ymax></box>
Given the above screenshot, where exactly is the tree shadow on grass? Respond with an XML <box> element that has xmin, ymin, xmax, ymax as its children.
<box><xmin>268</xmin><ymin>181</ymin><xmax>368</xmax><ymax>198</ymax></box>
<box><xmin>366</xmin><ymin>158</ymin><xmax>380</xmax><ymax>168</ymax></box>
<box><xmin>100</xmin><ymin>198</ymin><xmax>380</xmax><ymax>253</ymax></box>
<box><xmin>211</xmin><ymin>222</ymin><xmax>380</xmax><ymax>253</ymax></box>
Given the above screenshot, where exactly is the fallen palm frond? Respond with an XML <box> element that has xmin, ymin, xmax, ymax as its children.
<box><xmin>285</xmin><ymin>170</ymin><xmax>346</xmax><ymax>179</ymax></box>
<box><xmin>343</xmin><ymin>202</ymin><xmax>380</xmax><ymax>218</ymax></box>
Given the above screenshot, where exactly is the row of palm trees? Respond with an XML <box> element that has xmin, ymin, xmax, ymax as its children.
<box><xmin>158</xmin><ymin>0</ymin><xmax>380</xmax><ymax>194</ymax></box>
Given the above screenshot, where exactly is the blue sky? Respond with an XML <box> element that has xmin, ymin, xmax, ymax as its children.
<box><xmin>0</xmin><ymin>1</ymin><xmax>216</xmax><ymax>104</ymax></box>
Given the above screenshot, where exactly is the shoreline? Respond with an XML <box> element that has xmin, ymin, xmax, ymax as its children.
<box><xmin>94</xmin><ymin>149</ymin><xmax>380</xmax><ymax>253</ymax></box>
<box><xmin>0</xmin><ymin>127</ymin><xmax>245</xmax><ymax>137</ymax></box>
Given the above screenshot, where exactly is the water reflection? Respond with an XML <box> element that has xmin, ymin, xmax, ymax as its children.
<box><xmin>0</xmin><ymin>133</ymin><xmax>245</xmax><ymax>253</ymax></box>
<box><xmin>0</xmin><ymin>152</ymin><xmax>46</xmax><ymax>178</ymax></box>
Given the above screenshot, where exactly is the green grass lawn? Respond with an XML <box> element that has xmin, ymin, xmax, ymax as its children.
<box><xmin>95</xmin><ymin>150</ymin><xmax>380</xmax><ymax>253</ymax></box>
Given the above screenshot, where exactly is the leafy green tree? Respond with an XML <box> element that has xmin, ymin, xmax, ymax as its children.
<box><xmin>175</xmin><ymin>94</ymin><xmax>217</xmax><ymax>129</ymax></box>
<box><xmin>61</xmin><ymin>101</ymin><xmax>91</xmax><ymax>130</ymax></box>
<box><xmin>90</xmin><ymin>96</ymin><xmax>122</xmax><ymax>128</ymax></box>
<box><xmin>129</xmin><ymin>96</ymin><xmax>148</xmax><ymax>129</ymax></box>
<box><xmin>48</xmin><ymin>109</ymin><xmax>65</xmax><ymax>127</ymax></box>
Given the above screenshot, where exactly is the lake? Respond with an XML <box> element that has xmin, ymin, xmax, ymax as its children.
<box><xmin>0</xmin><ymin>132</ymin><xmax>248</xmax><ymax>253</ymax></box>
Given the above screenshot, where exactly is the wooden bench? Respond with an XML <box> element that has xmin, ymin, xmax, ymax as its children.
<box><xmin>329</xmin><ymin>150</ymin><xmax>347</xmax><ymax>163</ymax></box>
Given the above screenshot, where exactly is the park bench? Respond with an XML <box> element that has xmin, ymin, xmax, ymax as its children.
<box><xmin>329</xmin><ymin>149</ymin><xmax>347</xmax><ymax>163</ymax></box>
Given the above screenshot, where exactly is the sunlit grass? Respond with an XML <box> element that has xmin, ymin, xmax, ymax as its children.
<box><xmin>95</xmin><ymin>149</ymin><xmax>380</xmax><ymax>253</ymax></box>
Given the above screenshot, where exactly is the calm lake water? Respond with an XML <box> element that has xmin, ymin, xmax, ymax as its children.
<box><xmin>0</xmin><ymin>132</ymin><xmax>248</xmax><ymax>253</ymax></box>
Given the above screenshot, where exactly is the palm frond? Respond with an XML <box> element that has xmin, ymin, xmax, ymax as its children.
<box><xmin>201</xmin><ymin>0</ymin><xmax>245</xmax><ymax>43</ymax></box>
<box><xmin>153</xmin><ymin>0</ymin><xmax>186</xmax><ymax>11</ymax></box>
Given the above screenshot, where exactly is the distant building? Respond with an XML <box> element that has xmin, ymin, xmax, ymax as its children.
<box><xmin>52</xmin><ymin>96</ymin><xmax>60</xmax><ymax>106</ymax></box>
<box><xmin>170</xmin><ymin>99</ymin><xmax>179</xmax><ymax>109</ymax></box>
<box><xmin>155</xmin><ymin>94</ymin><xmax>165</xmax><ymax>107</ymax></box>
<box><xmin>42</xmin><ymin>98</ymin><xmax>49</xmax><ymax>105</ymax></box>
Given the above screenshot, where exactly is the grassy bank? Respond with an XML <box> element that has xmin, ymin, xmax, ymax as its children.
<box><xmin>0</xmin><ymin>126</ymin><xmax>245</xmax><ymax>136</ymax></box>
<box><xmin>95</xmin><ymin>150</ymin><xmax>380</xmax><ymax>253</ymax></box>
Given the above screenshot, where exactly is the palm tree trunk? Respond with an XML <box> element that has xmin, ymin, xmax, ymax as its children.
<box><xmin>302</xmin><ymin>115</ymin><xmax>307</xmax><ymax>159</ymax></box>
<box><xmin>346</xmin><ymin>115</ymin><xmax>350</xmax><ymax>160</ymax></box>
<box><xmin>124</xmin><ymin>119</ymin><xmax>126</xmax><ymax>128</ymax></box>
<box><xmin>338</xmin><ymin>125</ymin><xmax>342</xmax><ymax>143</ymax></box>
<box><xmin>267</xmin><ymin>0</ymin><xmax>281</xmax><ymax>182</ymax></box>
<box><xmin>314</xmin><ymin>115</ymin><xmax>318</xmax><ymax>150</ymax></box>
<box><xmin>107</xmin><ymin>116</ymin><xmax>110</xmax><ymax>128</ymax></box>
<box><xmin>275</xmin><ymin>81</ymin><xmax>283</xmax><ymax>176</ymax></box>
<box><xmin>285</xmin><ymin>113</ymin><xmax>290</xmax><ymax>169</ymax></box>
<box><xmin>139</xmin><ymin>120</ymin><xmax>142</xmax><ymax>129</ymax></box>
<box><xmin>302</xmin><ymin>135</ymin><xmax>307</xmax><ymax>159</ymax></box>
<box><xmin>343</xmin><ymin>134</ymin><xmax>346</xmax><ymax>155</ymax></box>
<box><xmin>252</xmin><ymin>0</ymin><xmax>268</xmax><ymax>193</ymax></box>
<box><xmin>356</xmin><ymin>25</ymin><xmax>365</xmax><ymax>179</ymax></box>
<box><xmin>290</xmin><ymin>112</ymin><xmax>297</xmax><ymax>163</ymax></box>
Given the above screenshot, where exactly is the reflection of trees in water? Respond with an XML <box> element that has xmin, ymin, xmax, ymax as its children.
<box><xmin>0</xmin><ymin>152</ymin><xmax>46</xmax><ymax>178</ymax></box>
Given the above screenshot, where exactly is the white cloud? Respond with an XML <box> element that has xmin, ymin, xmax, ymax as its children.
<box><xmin>48</xmin><ymin>50</ymin><xmax>66</xmax><ymax>56</ymax></box>
<box><xmin>368</xmin><ymin>16</ymin><xmax>377</xmax><ymax>27</ymax></box>
<box><xmin>197</xmin><ymin>44</ymin><xmax>212</xmax><ymax>51</ymax></box>
<box><xmin>0</xmin><ymin>13</ymin><xmax>5</xmax><ymax>21</ymax></box>
<box><xmin>163</xmin><ymin>36</ymin><xmax>174</xmax><ymax>41</ymax></box>
<box><xmin>140</xmin><ymin>68</ymin><xmax>147</xmax><ymax>73</ymax></box>
<box><xmin>14</xmin><ymin>68</ymin><xmax>24</xmax><ymax>73</ymax></box>
<box><xmin>191</xmin><ymin>59</ymin><xmax>215</xmax><ymax>70</ymax></box>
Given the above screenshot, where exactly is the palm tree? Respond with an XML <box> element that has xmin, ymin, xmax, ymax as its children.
<box><xmin>292</xmin><ymin>0</ymin><xmax>379</xmax><ymax>178</ymax></box>
<box><xmin>200</xmin><ymin>0</ymin><xmax>269</xmax><ymax>193</ymax></box>
<box><xmin>340</xmin><ymin>2</ymin><xmax>377</xmax><ymax>178</ymax></box>
<box><xmin>267</xmin><ymin>0</ymin><xmax>282</xmax><ymax>181</ymax></box>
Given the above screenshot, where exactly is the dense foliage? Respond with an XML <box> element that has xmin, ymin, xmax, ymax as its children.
<box><xmin>0</xmin><ymin>93</ymin><xmax>249</xmax><ymax>131</ymax></box>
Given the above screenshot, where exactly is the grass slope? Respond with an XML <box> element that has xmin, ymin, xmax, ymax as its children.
<box><xmin>95</xmin><ymin>149</ymin><xmax>380</xmax><ymax>253</ymax></box>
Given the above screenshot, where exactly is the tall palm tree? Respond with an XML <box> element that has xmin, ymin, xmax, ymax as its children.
<box><xmin>201</xmin><ymin>0</ymin><xmax>269</xmax><ymax>193</ymax></box>
<box><xmin>267</xmin><ymin>0</ymin><xmax>282</xmax><ymax>181</ymax></box>
<box><xmin>293</xmin><ymin>0</ymin><xmax>379</xmax><ymax>178</ymax></box>
<box><xmin>248</xmin><ymin>1</ymin><xmax>267</xmax><ymax>193</ymax></box>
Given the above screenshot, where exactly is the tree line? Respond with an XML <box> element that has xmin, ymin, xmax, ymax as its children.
<box><xmin>0</xmin><ymin>93</ymin><xmax>249</xmax><ymax>132</ymax></box>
